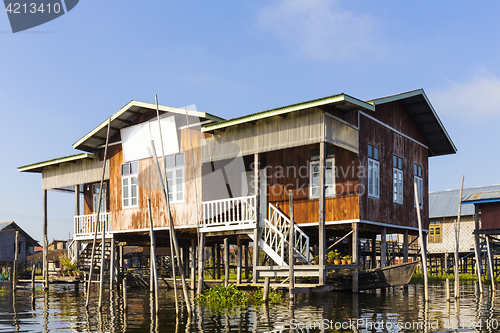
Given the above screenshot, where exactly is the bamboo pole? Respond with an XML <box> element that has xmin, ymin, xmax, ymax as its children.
<box><xmin>151</xmin><ymin>140</ymin><xmax>192</xmax><ymax>314</ymax></box>
<box><xmin>414</xmin><ymin>181</ymin><xmax>428</xmax><ymax>301</ymax></box>
<box><xmin>110</xmin><ymin>234</ymin><xmax>116</xmax><ymax>290</ymax></box>
<box><xmin>154</xmin><ymin>95</ymin><xmax>179</xmax><ymax>310</ymax></box>
<box><xmin>122</xmin><ymin>277</ymin><xmax>127</xmax><ymax>313</ymax></box>
<box><xmin>13</xmin><ymin>231</ymin><xmax>19</xmax><ymax>291</ymax></box>
<box><xmin>288</xmin><ymin>190</ymin><xmax>294</xmax><ymax>299</ymax></box>
<box><xmin>147</xmin><ymin>199</ymin><xmax>160</xmax><ymax>312</ymax></box>
<box><xmin>86</xmin><ymin>118</ymin><xmax>111</xmax><ymax>309</ymax></box>
<box><xmin>42</xmin><ymin>190</ymin><xmax>48</xmax><ymax>290</ymax></box>
<box><xmin>474</xmin><ymin>205</ymin><xmax>483</xmax><ymax>293</ymax></box>
<box><xmin>486</xmin><ymin>236</ymin><xmax>495</xmax><ymax>292</ymax></box>
<box><xmin>224</xmin><ymin>238</ymin><xmax>229</xmax><ymax>287</ymax></box>
<box><xmin>236</xmin><ymin>237</ymin><xmax>242</xmax><ymax>284</ymax></box>
<box><xmin>454</xmin><ymin>175</ymin><xmax>464</xmax><ymax>298</ymax></box>
<box><xmin>446</xmin><ymin>278</ymin><xmax>450</xmax><ymax>301</ymax></box>
<box><xmin>31</xmin><ymin>263</ymin><xmax>35</xmax><ymax>291</ymax></box>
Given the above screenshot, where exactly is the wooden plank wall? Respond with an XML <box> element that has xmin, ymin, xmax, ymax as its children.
<box><xmin>358</xmin><ymin>100</ymin><xmax>429</xmax><ymax>229</ymax></box>
<box><xmin>42</xmin><ymin>158</ymin><xmax>109</xmax><ymax>190</ymax></box>
<box><xmin>265</xmin><ymin>144</ymin><xmax>359</xmax><ymax>224</ymax></box>
<box><xmin>480</xmin><ymin>202</ymin><xmax>500</xmax><ymax>229</ymax></box>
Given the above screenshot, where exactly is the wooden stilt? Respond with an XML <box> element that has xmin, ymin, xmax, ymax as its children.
<box><xmin>190</xmin><ymin>238</ymin><xmax>196</xmax><ymax>291</ymax></box>
<box><xmin>110</xmin><ymin>234</ymin><xmax>116</xmax><ymax>290</ymax></box>
<box><xmin>13</xmin><ymin>231</ymin><xmax>19</xmax><ymax>291</ymax></box>
<box><xmin>446</xmin><ymin>278</ymin><xmax>450</xmax><ymax>301</ymax></box>
<box><xmin>263</xmin><ymin>277</ymin><xmax>270</xmax><ymax>302</ymax></box>
<box><xmin>288</xmin><ymin>190</ymin><xmax>294</xmax><ymax>298</ymax></box>
<box><xmin>86</xmin><ymin>118</ymin><xmax>111</xmax><ymax>309</ymax></box>
<box><xmin>352</xmin><ymin>222</ymin><xmax>359</xmax><ymax>293</ymax></box>
<box><xmin>31</xmin><ymin>263</ymin><xmax>35</xmax><ymax>291</ymax></box>
<box><xmin>224</xmin><ymin>238</ymin><xmax>229</xmax><ymax>287</ymax></box>
<box><xmin>244</xmin><ymin>243</ymin><xmax>249</xmax><ymax>280</ymax></box>
<box><xmin>151</xmin><ymin>140</ymin><xmax>192</xmax><ymax>314</ymax></box>
<box><xmin>454</xmin><ymin>175</ymin><xmax>464</xmax><ymax>298</ymax></box>
<box><xmin>147</xmin><ymin>199</ymin><xmax>160</xmax><ymax>313</ymax></box>
<box><xmin>98</xmin><ymin>225</ymin><xmax>107</xmax><ymax>310</ymax></box>
<box><xmin>236</xmin><ymin>237</ymin><xmax>242</xmax><ymax>284</ymax></box>
<box><xmin>123</xmin><ymin>277</ymin><xmax>127</xmax><ymax>313</ymax></box>
<box><xmin>414</xmin><ymin>181</ymin><xmax>429</xmax><ymax>302</ymax></box>
<box><xmin>212</xmin><ymin>244</ymin><xmax>216</xmax><ymax>279</ymax></box>
<box><xmin>318</xmin><ymin>142</ymin><xmax>326</xmax><ymax>285</ymax></box>
<box><xmin>486</xmin><ymin>236</ymin><xmax>495</xmax><ymax>292</ymax></box>
<box><xmin>473</xmin><ymin>205</ymin><xmax>483</xmax><ymax>293</ymax></box>
<box><xmin>252</xmin><ymin>152</ymin><xmax>260</xmax><ymax>284</ymax></box>
<box><xmin>197</xmin><ymin>233</ymin><xmax>206</xmax><ymax>294</ymax></box>
<box><xmin>403</xmin><ymin>230</ymin><xmax>409</xmax><ymax>263</ymax></box>
<box><xmin>216</xmin><ymin>243</ymin><xmax>221</xmax><ymax>280</ymax></box>
<box><xmin>371</xmin><ymin>237</ymin><xmax>377</xmax><ymax>268</ymax></box>
<box><xmin>42</xmin><ymin>189</ymin><xmax>48</xmax><ymax>291</ymax></box>
<box><xmin>381</xmin><ymin>228</ymin><xmax>387</xmax><ymax>268</ymax></box>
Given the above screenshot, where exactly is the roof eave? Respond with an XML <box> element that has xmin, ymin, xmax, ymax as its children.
<box><xmin>18</xmin><ymin>153</ymin><xmax>97</xmax><ymax>173</ymax></box>
<box><xmin>202</xmin><ymin>94</ymin><xmax>374</xmax><ymax>133</ymax></box>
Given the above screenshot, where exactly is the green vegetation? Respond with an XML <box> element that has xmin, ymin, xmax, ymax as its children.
<box><xmin>0</xmin><ymin>287</ymin><xmax>7</xmax><ymax>296</ymax></box>
<box><xmin>195</xmin><ymin>284</ymin><xmax>283</xmax><ymax>311</ymax></box>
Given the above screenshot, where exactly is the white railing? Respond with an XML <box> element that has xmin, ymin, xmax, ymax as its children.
<box><xmin>260</xmin><ymin>215</ymin><xmax>286</xmax><ymax>265</ymax></box>
<box><xmin>74</xmin><ymin>212</ymin><xmax>110</xmax><ymax>238</ymax></box>
<box><xmin>201</xmin><ymin>195</ymin><xmax>257</xmax><ymax>232</ymax></box>
<box><xmin>266</xmin><ymin>203</ymin><xmax>310</xmax><ymax>263</ymax></box>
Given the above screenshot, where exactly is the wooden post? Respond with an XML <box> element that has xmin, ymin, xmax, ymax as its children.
<box><xmin>371</xmin><ymin>237</ymin><xmax>377</xmax><ymax>268</ymax></box>
<box><xmin>190</xmin><ymin>238</ymin><xmax>196</xmax><ymax>291</ymax></box>
<box><xmin>252</xmin><ymin>152</ymin><xmax>260</xmax><ymax>284</ymax></box>
<box><xmin>13</xmin><ymin>231</ymin><xmax>19</xmax><ymax>291</ymax></box>
<box><xmin>147</xmin><ymin>199</ymin><xmax>160</xmax><ymax>313</ymax></box>
<box><xmin>224</xmin><ymin>238</ymin><xmax>229</xmax><ymax>287</ymax></box>
<box><xmin>211</xmin><ymin>244</ymin><xmax>216</xmax><ymax>279</ymax></box>
<box><xmin>352</xmin><ymin>222</ymin><xmax>359</xmax><ymax>293</ymax></box>
<box><xmin>236</xmin><ymin>237</ymin><xmax>242</xmax><ymax>284</ymax></box>
<box><xmin>318</xmin><ymin>141</ymin><xmax>326</xmax><ymax>285</ymax></box>
<box><xmin>151</xmin><ymin>140</ymin><xmax>191</xmax><ymax>314</ymax></box>
<box><xmin>31</xmin><ymin>263</ymin><xmax>35</xmax><ymax>291</ymax></box>
<box><xmin>122</xmin><ymin>277</ymin><xmax>127</xmax><ymax>313</ymax></box>
<box><xmin>486</xmin><ymin>236</ymin><xmax>495</xmax><ymax>292</ymax></box>
<box><xmin>42</xmin><ymin>189</ymin><xmax>48</xmax><ymax>290</ymax></box>
<box><xmin>216</xmin><ymin>243</ymin><xmax>221</xmax><ymax>280</ymax></box>
<box><xmin>263</xmin><ymin>277</ymin><xmax>270</xmax><ymax>303</ymax></box>
<box><xmin>289</xmin><ymin>190</ymin><xmax>294</xmax><ymax>298</ymax></box>
<box><xmin>473</xmin><ymin>205</ymin><xmax>483</xmax><ymax>293</ymax></box>
<box><xmin>75</xmin><ymin>184</ymin><xmax>80</xmax><ymax>216</ymax></box>
<box><xmin>98</xmin><ymin>235</ymin><xmax>106</xmax><ymax>310</ymax></box>
<box><xmin>446</xmin><ymin>278</ymin><xmax>450</xmax><ymax>301</ymax></box>
<box><xmin>110</xmin><ymin>234</ymin><xmax>116</xmax><ymax>290</ymax></box>
<box><xmin>197</xmin><ymin>233</ymin><xmax>206</xmax><ymax>294</ymax></box>
<box><xmin>414</xmin><ymin>181</ymin><xmax>429</xmax><ymax>302</ymax></box>
<box><xmin>454</xmin><ymin>175</ymin><xmax>464</xmax><ymax>298</ymax></box>
<box><xmin>381</xmin><ymin>228</ymin><xmax>387</xmax><ymax>268</ymax></box>
<box><xmin>86</xmin><ymin>119</ymin><xmax>111</xmax><ymax>309</ymax></box>
<box><xmin>403</xmin><ymin>230</ymin><xmax>409</xmax><ymax>263</ymax></box>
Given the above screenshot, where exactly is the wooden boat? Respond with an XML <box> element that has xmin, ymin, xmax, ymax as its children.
<box><xmin>327</xmin><ymin>260</ymin><xmax>419</xmax><ymax>290</ymax></box>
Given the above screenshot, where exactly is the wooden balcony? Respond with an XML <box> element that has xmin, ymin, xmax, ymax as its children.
<box><xmin>74</xmin><ymin>213</ymin><xmax>110</xmax><ymax>240</ymax></box>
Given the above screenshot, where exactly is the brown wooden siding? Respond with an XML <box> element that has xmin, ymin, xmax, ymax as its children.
<box><xmin>265</xmin><ymin>144</ymin><xmax>359</xmax><ymax>224</ymax></box>
<box><xmin>480</xmin><ymin>202</ymin><xmax>500</xmax><ymax>230</ymax></box>
<box><xmin>358</xmin><ymin>112</ymin><xmax>429</xmax><ymax>229</ymax></box>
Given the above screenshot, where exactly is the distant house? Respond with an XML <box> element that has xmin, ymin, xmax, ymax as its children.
<box><xmin>0</xmin><ymin>221</ymin><xmax>40</xmax><ymax>263</ymax></box>
<box><xmin>428</xmin><ymin>185</ymin><xmax>500</xmax><ymax>272</ymax></box>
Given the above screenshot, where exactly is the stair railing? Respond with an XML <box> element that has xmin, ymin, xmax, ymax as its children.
<box><xmin>259</xmin><ymin>214</ymin><xmax>286</xmax><ymax>265</ymax></box>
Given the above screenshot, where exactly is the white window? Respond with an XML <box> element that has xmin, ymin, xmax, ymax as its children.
<box><xmin>166</xmin><ymin>153</ymin><xmax>185</xmax><ymax>203</ymax></box>
<box><xmin>414</xmin><ymin>164</ymin><xmax>423</xmax><ymax>208</ymax></box>
<box><xmin>122</xmin><ymin>161</ymin><xmax>139</xmax><ymax>208</ymax></box>
<box><xmin>310</xmin><ymin>158</ymin><xmax>335</xmax><ymax>199</ymax></box>
<box><xmin>92</xmin><ymin>183</ymin><xmax>107</xmax><ymax>213</ymax></box>
<box><xmin>393</xmin><ymin>156</ymin><xmax>403</xmax><ymax>204</ymax></box>
<box><xmin>368</xmin><ymin>144</ymin><xmax>380</xmax><ymax>199</ymax></box>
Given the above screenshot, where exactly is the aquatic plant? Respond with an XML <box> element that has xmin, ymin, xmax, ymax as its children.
<box><xmin>0</xmin><ymin>287</ymin><xmax>7</xmax><ymax>296</ymax></box>
<box><xmin>195</xmin><ymin>284</ymin><xmax>283</xmax><ymax>310</ymax></box>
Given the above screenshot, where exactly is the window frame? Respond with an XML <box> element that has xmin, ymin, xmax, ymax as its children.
<box><xmin>92</xmin><ymin>182</ymin><xmax>107</xmax><ymax>213</ymax></box>
<box><xmin>393</xmin><ymin>155</ymin><xmax>403</xmax><ymax>204</ymax></box>
<box><xmin>368</xmin><ymin>144</ymin><xmax>380</xmax><ymax>199</ymax></box>
<box><xmin>165</xmin><ymin>152</ymin><xmax>185</xmax><ymax>204</ymax></box>
<box><xmin>429</xmin><ymin>223</ymin><xmax>442</xmax><ymax>243</ymax></box>
<box><xmin>121</xmin><ymin>161</ymin><xmax>139</xmax><ymax>209</ymax></box>
<box><xmin>309</xmin><ymin>157</ymin><xmax>335</xmax><ymax>199</ymax></box>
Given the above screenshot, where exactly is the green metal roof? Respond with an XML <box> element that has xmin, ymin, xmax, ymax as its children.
<box><xmin>18</xmin><ymin>153</ymin><xmax>98</xmax><ymax>173</ymax></box>
<box><xmin>202</xmin><ymin>93</ymin><xmax>374</xmax><ymax>133</ymax></box>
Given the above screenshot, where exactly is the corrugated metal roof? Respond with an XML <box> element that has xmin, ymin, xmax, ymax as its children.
<box><xmin>371</xmin><ymin>89</ymin><xmax>457</xmax><ymax>157</ymax></box>
<box><xmin>18</xmin><ymin>153</ymin><xmax>97</xmax><ymax>173</ymax></box>
<box><xmin>430</xmin><ymin>185</ymin><xmax>500</xmax><ymax>218</ymax></box>
<box><xmin>462</xmin><ymin>190</ymin><xmax>500</xmax><ymax>204</ymax></box>
<box><xmin>202</xmin><ymin>93</ymin><xmax>375</xmax><ymax>133</ymax></box>
<box><xmin>74</xmin><ymin>101</ymin><xmax>224</xmax><ymax>153</ymax></box>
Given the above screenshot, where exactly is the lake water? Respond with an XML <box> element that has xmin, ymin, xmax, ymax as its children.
<box><xmin>0</xmin><ymin>282</ymin><xmax>498</xmax><ymax>332</ymax></box>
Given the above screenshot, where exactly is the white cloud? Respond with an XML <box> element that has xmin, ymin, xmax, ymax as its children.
<box><xmin>257</xmin><ymin>0</ymin><xmax>384</xmax><ymax>62</ymax></box>
<box><xmin>431</xmin><ymin>74</ymin><xmax>500</xmax><ymax>119</ymax></box>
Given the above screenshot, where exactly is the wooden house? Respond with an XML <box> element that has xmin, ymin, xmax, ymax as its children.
<box><xmin>18</xmin><ymin>89</ymin><xmax>456</xmax><ymax>291</ymax></box>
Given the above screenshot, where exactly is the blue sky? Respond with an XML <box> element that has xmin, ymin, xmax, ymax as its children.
<box><xmin>1</xmin><ymin>0</ymin><xmax>499</xmax><ymax>242</ymax></box>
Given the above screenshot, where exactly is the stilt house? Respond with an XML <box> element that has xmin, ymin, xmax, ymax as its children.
<box><xmin>18</xmin><ymin>89</ymin><xmax>456</xmax><ymax>290</ymax></box>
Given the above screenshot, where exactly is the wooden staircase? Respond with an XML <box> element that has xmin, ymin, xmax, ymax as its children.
<box><xmin>78</xmin><ymin>241</ymin><xmax>111</xmax><ymax>271</ymax></box>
